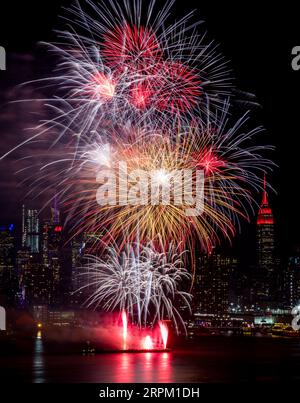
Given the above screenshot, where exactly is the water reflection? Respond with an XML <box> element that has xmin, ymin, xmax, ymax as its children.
<box><xmin>2</xmin><ymin>337</ymin><xmax>300</xmax><ymax>383</ymax></box>
<box><xmin>33</xmin><ymin>331</ymin><xmax>45</xmax><ymax>383</ymax></box>
<box><xmin>114</xmin><ymin>352</ymin><xmax>172</xmax><ymax>382</ymax></box>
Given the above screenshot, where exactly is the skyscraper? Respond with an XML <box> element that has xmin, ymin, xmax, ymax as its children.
<box><xmin>257</xmin><ymin>176</ymin><xmax>274</xmax><ymax>269</ymax></box>
<box><xmin>21</xmin><ymin>204</ymin><xmax>61</xmax><ymax>306</ymax></box>
<box><xmin>48</xmin><ymin>224</ymin><xmax>63</xmax><ymax>306</ymax></box>
<box><xmin>282</xmin><ymin>254</ymin><xmax>300</xmax><ymax>309</ymax></box>
<box><xmin>21</xmin><ymin>204</ymin><xmax>26</xmax><ymax>247</ymax></box>
<box><xmin>22</xmin><ymin>206</ymin><xmax>40</xmax><ymax>253</ymax></box>
<box><xmin>41</xmin><ymin>202</ymin><xmax>65</xmax><ymax>307</ymax></box>
<box><xmin>70</xmin><ymin>238</ymin><xmax>85</xmax><ymax>306</ymax></box>
<box><xmin>23</xmin><ymin>253</ymin><xmax>48</xmax><ymax>306</ymax></box>
<box><xmin>195</xmin><ymin>249</ymin><xmax>237</xmax><ymax>315</ymax></box>
<box><xmin>256</xmin><ymin>175</ymin><xmax>275</xmax><ymax>307</ymax></box>
<box><xmin>16</xmin><ymin>248</ymin><xmax>30</xmax><ymax>306</ymax></box>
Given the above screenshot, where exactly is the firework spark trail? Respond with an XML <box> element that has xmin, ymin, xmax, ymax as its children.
<box><xmin>159</xmin><ymin>321</ymin><xmax>168</xmax><ymax>349</ymax></box>
<box><xmin>74</xmin><ymin>240</ymin><xmax>192</xmax><ymax>331</ymax></box>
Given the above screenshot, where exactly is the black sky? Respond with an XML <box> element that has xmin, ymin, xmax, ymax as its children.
<box><xmin>0</xmin><ymin>0</ymin><xmax>300</xmax><ymax>257</ymax></box>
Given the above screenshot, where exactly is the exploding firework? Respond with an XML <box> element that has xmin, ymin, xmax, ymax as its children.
<box><xmin>12</xmin><ymin>0</ymin><xmax>231</xmax><ymax>153</ymax></box>
<box><xmin>19</xmin><ymin>102</ymin><xmax>273</xmax><ymax>253</ymax></box>
<box><xmin>154</xmin><ymin>61</ymin><xmax>202</xmax><ymax>114</ymax></box>
<box><xmin>102</xmin><ymin>23</ymin><xmax>162</xmax><ymax>73</ymax></box>
<box><xmin>75</xmin><ymin>240</ymin><xmax>192</xmax><ymax>331</ymax></box>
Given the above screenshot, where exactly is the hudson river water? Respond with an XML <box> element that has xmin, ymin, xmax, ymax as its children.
<box><xmin>1</xmin><ymin>336</ymin><xmax>300</xmax><ymax>383</ymax></box>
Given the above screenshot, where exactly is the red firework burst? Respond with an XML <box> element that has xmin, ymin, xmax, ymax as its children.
<box><xmin>102</xmin><ymin>23</ymin><xmax>162</xmax><ymax>72</ymax></box>
<box><xmin>156</xmin><ymin>61</ymin><xmax>201</xmax><ymax>114</ymax></box>
<box><xmin>194</xmin><ymin>149</ymin><xmax>225</xmax><ymax>174</ymax></box>
<box><xmin>130</xmin><ymin>81</ymin><xmax>154</xmax><ymax>109</ymax></box>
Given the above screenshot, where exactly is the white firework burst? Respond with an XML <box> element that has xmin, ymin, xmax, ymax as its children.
<box><xmin>75</xmin><ymin>240</ymin><xmax>192</xmax><ymax>332</ymax></box>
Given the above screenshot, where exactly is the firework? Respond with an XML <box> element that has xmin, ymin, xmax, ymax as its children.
<box><xmin>154</xmin><ymin>61</ymin><xmax>202</xmax><ymax>114</ymax></box>
<box><xmin>75</xmin><ymin>240</ymin><xmax>192</xmax><ymax>331</ymax></box>
<box><xmin>10</xmin><ymin>0</ymin><xmax>231</xmax><ymax>154</ymax></box>
<box><xmin>159</xmin><ymin>321</ymin><xmax>169</xmax><ymax>349</ymax></box>
<box><xmin>102</xmin><ymin>23</ymin><xmax>162</xmax><ymax>73</ymax></box>
<box><xmin>20</xmin><ymin>102</ymin><xmax>273</xmax><ymax>253</ymax></box>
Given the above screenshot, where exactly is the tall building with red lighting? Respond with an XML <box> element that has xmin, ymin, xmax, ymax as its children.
<box><xmin>256</xmin><ymin>176</ymin><xmax>275</xmax><ymax>305</ymax></box>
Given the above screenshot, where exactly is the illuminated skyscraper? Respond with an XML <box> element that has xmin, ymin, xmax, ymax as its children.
<box><xmin>16</xmin><ymin>248</ymin><xmax>30</xmax><ymax>305</ymax></box>
<box><xmin>256</xmin><ymin>176</ymin><xmax>275</xmax><ymax>305</ymax></box>
<box><xmin>22</xmin><ymin>206</ymin><xmax>40</xmax><ymax>253</ymax></box>
<box><xmin>257</xmin><ymin>176</ymin><xmax>274</xmax><ymax>270</ymax></box>
<box><xmin>70</xmin><ymin>238</ymin><xmax>85</xmax><ymax>306</ymax></box>
<box><xmin>21</xmin><ymin>204</ymin><xmax>26</xmax><ymax>247</ymax></box>
<box><xmin>48</xmin><ymin>224</ymin><xmax>63</xmax><ymax>306</ymax></box>
<box><xmin>42</xmin><ymin>218</ymin><xmax>63</xmax><ymax>307</ymax></box>
<box><xmin>282</xmin><ymin>254</ymin><xmax>300</xmax><ymax>309</ymax></box>
<box><xmin>195</xmin><ymin>249</ymin><xmax>237</xmax><ymax>314</ymax></box>
<box><xmin>23</xmin><ymin>253</ymin><xmax>48</xmax><ymax>305</ymax></box>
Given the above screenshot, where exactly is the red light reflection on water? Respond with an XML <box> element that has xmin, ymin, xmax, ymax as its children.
<box><xmin>114</xmin><ymin>352</ymin><xmax>172</xmax><ymax>382</ymax></box>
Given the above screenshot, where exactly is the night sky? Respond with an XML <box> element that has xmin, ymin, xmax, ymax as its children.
<box><xmin>0</xmin><ymin>1</ymin><xmax>299</xmax><ymax>257</ymax></box>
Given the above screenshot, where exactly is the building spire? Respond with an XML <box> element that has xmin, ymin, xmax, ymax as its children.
<box><xmin>257</xmin><ymin>174</ymin><xmax>273</xmax><ymax>225</ymax></box>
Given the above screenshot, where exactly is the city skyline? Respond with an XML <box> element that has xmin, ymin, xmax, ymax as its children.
<box><xmin>1</xmin><ymin>180</ymin><xmax>299</xmax><ymax>316</ymax></box>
